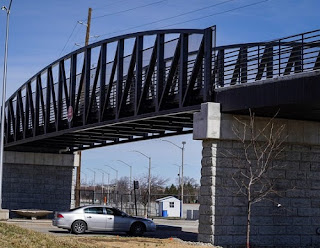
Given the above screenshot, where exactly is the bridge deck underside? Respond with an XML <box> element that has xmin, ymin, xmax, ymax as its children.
<box><xmin>216</xmin><ymin>71</ymin><xmax>320</xmax><ymax>121</ymax></box>
<box><xmin>4</xmin><ymin>109</ymin><xmax>197</xmax><ymax>153</ymax></box>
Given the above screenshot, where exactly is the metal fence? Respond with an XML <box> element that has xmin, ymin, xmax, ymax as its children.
<box><xmin>79</xmin><ymin>189</ymin><xmax>199</xmax><ymax>217</ymax></box>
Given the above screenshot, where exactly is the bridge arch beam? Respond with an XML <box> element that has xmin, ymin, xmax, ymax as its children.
<box><xmin>4</xmin><ymin>28</ymin><xmax>320</xmax><ymax>153</ymax></box>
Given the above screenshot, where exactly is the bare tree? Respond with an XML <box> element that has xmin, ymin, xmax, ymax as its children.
<box><xmin>117</xmin><ymin>176</ymin><xmax>130</xmax><ymax>194</ymax></box>
<box><xmin>135</xmin><ymin>174</ymin><xmax>168</xmax><ymax>215</ymax></box>
<box><xmin>178</xmin><ymin>176</ymin><xmax>200</xmax><ymax>203</ymax></box>
<box><xmin>228</xmin><ymin>110</ymin><xmax>286</xmax><ymax>248</ymax></box>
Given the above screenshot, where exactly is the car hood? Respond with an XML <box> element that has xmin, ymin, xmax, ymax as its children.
<box><xmin>130</xmin><ymin>216</ymin><xmax>153</xmax><ymax>222</ymax></box>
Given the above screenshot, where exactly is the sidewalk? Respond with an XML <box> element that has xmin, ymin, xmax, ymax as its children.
<box><xmin>153</xmin><ymin>218</ymin><xmax>198</xmax><ymax>233</ymax></box>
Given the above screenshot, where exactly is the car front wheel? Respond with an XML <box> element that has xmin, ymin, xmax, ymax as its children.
<box><xmin>130</xmin><ymin>222</ymin><xmax>145</xmax><ymax>236</ymax></box>
<box><xmin>71</xmin><ymin>220</ymin><xmax>87</xmax><ymax>234</ymax></box>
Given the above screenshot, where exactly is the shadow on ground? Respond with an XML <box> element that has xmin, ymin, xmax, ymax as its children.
<box><xmin>49</xmin><ymin>225</ymin><xmax>197</xmax><ymax>242</ymax></box>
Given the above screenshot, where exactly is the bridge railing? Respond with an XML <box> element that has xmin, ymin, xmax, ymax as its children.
<box><xmin>214</xmin><ymin>29</ymin><xmax>320</xmax><ymax>88</ymax></box>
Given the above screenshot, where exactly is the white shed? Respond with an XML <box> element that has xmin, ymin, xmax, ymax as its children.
<box><xmin>156</xmin><ymin>196</ymin><xmax>181</xmax><ymax>217</ymax></box>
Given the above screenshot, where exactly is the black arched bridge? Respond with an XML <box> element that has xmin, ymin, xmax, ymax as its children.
<box><xmin>4</xmin><ymin>27</ymin><xmax>320</xmax><ymax>153</ymax></box>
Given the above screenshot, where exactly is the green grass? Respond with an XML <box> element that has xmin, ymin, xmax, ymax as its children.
<box><xmin>0</xmin><ymin>222</ymin><xmax>215</xmax><ymax>248</ymax></box>
<box><xmin>0</xmin><ymin>222</ymin><xmax>89</xmax><ymax>248</ymax></box>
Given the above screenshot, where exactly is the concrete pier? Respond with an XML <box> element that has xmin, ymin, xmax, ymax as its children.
<box><xmin>194</xmin><ymin>103</ymin><xmax>320</xmax><ymax>247</ymax></box>
<box><xmin>2</xmin><ymin>151</ymin><xmax>77</xmax><ymax>217</ymax></box>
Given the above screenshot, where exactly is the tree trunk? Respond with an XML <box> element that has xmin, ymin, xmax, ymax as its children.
<box><xmin>247</xmin><ymin>201</ymin><xmax>252</xmax><ymax>248</ymax></box>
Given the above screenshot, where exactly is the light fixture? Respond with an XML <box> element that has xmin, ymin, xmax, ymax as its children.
<box><xmin>77</xmin><ymin>20</ymin><xmax>88</xmax><ymax>27</ymax></box>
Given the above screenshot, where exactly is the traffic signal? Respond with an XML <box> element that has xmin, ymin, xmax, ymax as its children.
<box><xmin>133</xmin><ymin>180</ymin><xmax>139</xmax><ymax>189</ymax></box>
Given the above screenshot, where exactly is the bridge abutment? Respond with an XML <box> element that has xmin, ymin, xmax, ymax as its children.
<box><xmin>194</xmin><ymin>103</ymin><xmax>320</xmax><ymax>247</ymax></box>
<box><xmin>2</xmin><ymin>151</ymin><xmax>77</xmax><ymax>217</ymax></box>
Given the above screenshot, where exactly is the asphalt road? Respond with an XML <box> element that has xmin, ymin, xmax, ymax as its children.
<box><xmin>4</xmin><ymin>218</ymin><xmax>199</xmax><ymax>242</ymax></box>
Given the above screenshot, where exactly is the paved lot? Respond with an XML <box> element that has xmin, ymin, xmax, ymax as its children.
<box><xmin>4</xmin><ymin>218</ymin><xmax>199</xmax><ymax>241</ymax></box>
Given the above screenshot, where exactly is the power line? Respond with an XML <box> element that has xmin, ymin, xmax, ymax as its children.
<box><xmin>59</xmin><ymin>22</ymin><xmax>78</xmax><ymax>57</ymax></box>
<box><xmin>161</xmin><ymin>0</ymin><xmax>270</xmax><ymax>29</ymax></box>
<box><xmin>68</xmin><ymin>23</ymin><xmax>85</xmax><ymax>54</ymax></box>
<box><xmin>96</xmin><ymin>0</ymin><xmax>236</xmax><ymax>38</ymax></box>
<box><xmin>64</xmin><ymin>0</ymin><xmax>166</xmax><ymax>54</ymax></box>
<box><xmin>91</xmin><ymin>0</ymin><xmax>167</xmax><ymax>20</ymax></box>
<box><xmin>92</xmin><ymin>0</ymin><xmax>130</xmax><ymax>10</ymax></box>
<box><xmin>97</xmin><ymin>0</ymin><xmax>269</xmax><ymax>39</ymax></box>
<box><xmin>141</xmin><ymin>0</ymin><xmax>237</xmax><ymax>25</ymax></box>
<box><xmin>70</xmin><ymin>0</ymin><xmax>269</xmax><ymax>51</ymax></box>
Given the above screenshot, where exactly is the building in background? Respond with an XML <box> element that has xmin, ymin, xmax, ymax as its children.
<box><xmin>156</xmin><ymin>196</ymin><xmax>180</xmax><ymax>217</ymax></box>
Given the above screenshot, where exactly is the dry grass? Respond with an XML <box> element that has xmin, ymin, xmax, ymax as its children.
<box><xmin>0</xmin><ymin>222</ymin><xmax>214</xmax><ymax>248</ymax></box>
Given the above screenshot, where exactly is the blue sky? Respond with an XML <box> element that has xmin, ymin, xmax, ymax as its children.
<box><xmin>0</xmin><ymin>0</ymin><xmax>319</xmax><ymax>185</ymax></box>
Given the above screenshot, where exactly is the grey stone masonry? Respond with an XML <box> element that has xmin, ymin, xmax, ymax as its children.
<box><xmin>194</xmin><ymin>103</ymin><xmax>320</xmax><ymax>247</ymax></box>
<box><xmin>2</xmin><ymin>151</ymin><xmax>76</xmax><ymax>217</ymax></box>
<box><xmin>199</xmin><ymin>140</ymin><xmax>320</xmax><ymax>247</ymax></box>
<box><xmin>198</xmin><ymin>141</ymin><xmax>218</xmax><ymax>244</ymax></box>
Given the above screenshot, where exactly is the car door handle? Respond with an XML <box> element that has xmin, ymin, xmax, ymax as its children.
<box><xmin>108</xmin><ymin>218</ymin><xmax>112</xmax><ymax>220</ymax></box>
<box><xmin>87</xmin><ymin>216</ymin><xmax>92</xmax><ymax>218</ymax></box>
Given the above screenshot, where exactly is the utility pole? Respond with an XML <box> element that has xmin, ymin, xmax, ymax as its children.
<box><xmin>85</xmin><ymin>8</ymin><xmax>92</xmax><ymax>46</ymax></box>
<box><xmin>75</xmin><ymin>7</ymin><xmax>92</xmax><ymax>207</ymax></box>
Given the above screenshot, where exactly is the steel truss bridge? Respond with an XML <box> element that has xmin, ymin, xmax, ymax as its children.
<box><xmin>4</xmin><ymin>27</ymin><xmax>320</xmax><ymax>153</ymax></box>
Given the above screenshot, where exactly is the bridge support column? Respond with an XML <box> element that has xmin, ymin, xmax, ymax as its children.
<box><xmin>194</xmin><ymin>103</ymin><xmax>320</xmax><ymax>247</ymax></box>
<box><xmin>2</xmin><ymin>151</ymin><xmax>78</xmax><ymax>217</ymax></box>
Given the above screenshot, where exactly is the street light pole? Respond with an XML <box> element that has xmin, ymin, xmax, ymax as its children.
<box><xmin>173</xmin><ymin>164</ymin><xmax>181</xmax><ymax>191</ymax></box>
<box><xmin>181</xmin><ymin>141</ymin><xmax>186</xmax><ymax>218</ymax></box>
<box><xmin>132</xmin><ymin>150</ymin><xmax>152</xmax><ymax>218</ymax></box>
<box><xmin>104</xmin><ymin>165</ymin><xmax>118</xmax><ymax>189</ymax></box>
<box><xmin>117</xmin><ymin>160</ymin><xmax>132</xmax><ymax>191</ymax></box>
<box><xmin>104</xmin><ymin>165</ymin><xmax>118</xmax><ymax>205</ymax></box>
<box><xmin>0</xmin><ymin>0</ymin><xmax>13</xmax><ymax>211</ymax></box>
<box><xmin>95</xmin><ymin>168</ymin><xmax>106</xmax><ymax>204</ymax></box>
<box><xmin>161</xmin><ymin>139</ymin><xmax>186</xmax><ymax>218</ymax></box>
<box><xmin>95</xmin><ymin>168</ymin><xmax>104</xmax><ymax>186</ymax></box>
<box><xmin>87</xmin><ymin>168</ymin><xmax>96</xmax><ymax>203</ymax></box>
<box><xmin>98</xmin><ymin>169</ymin><xmax>110</xmax><ymax>204</ymax></box>
<box><xmin>80</xmin><ymin>172</ymin><xmax>87</xmax><ymax>185</ymax></box>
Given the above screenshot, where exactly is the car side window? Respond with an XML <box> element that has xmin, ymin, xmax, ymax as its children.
<box><xmin>105</xmin><ymin>208</ymin><xmax>115</xmax><ymax>215</ymax></box>
<box><xmin>112</xmin><ymin>208</ymin><xmax>126</xmax><ymax>216</ymax></box>
<box><xmin>84</xmin><ymin>207</ymin><xmax>104</xmax><ymax>214</ymax></box>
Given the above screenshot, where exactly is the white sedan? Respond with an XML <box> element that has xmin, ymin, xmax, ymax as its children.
<box><xmin>52</xmin><ymin>205</ymin><xmax>156</xmax><ymax>235</ymax></box>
